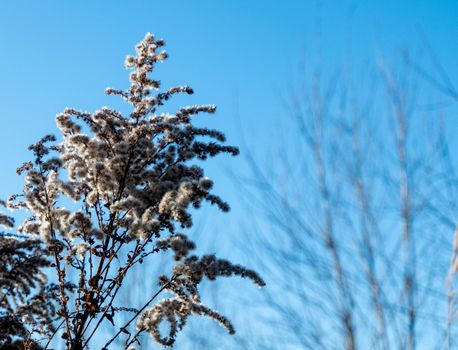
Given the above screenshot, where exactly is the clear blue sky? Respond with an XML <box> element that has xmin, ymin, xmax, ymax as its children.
<box><xmin>1</xmin><ymin>0</ymin><xmax>456</xmax><ymax>239</ymax></box>
<box><xmin>0</xmin><ymin>1</ymin><xmax>456</xmax><ymax>348</ymax></box>
<box><xmin>1</xmin><ymin>0</ymin><xmax>456</xmax><ymax>245</ymax></box>
<box><xmin>0</xmin><ymin>1</ymin><xmax>456</xmax><ymax>198</ymax></box>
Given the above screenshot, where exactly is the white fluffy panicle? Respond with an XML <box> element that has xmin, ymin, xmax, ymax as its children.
<box><xmin>4</xmin><ymin>32</ymin><xmax>263</xmax><ymax>348</ymax></box>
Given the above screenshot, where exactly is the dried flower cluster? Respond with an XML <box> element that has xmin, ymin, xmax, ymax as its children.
<box><xmin>1</xmin><ymin>33</ymin><xmax>263</xmax><ymax>349</ymax></box>
<box><xmin>137</xmin><ymin>234</ymin><xmax>264</xmax><ymax>345</ymax></box>
<box><xmin>0</xmin><ymin>229</ymin><xmax>62</xmax><ymax>349</ymax></box>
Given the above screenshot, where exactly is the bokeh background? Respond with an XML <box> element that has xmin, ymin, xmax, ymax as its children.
<box><xmin>0</xmin><ymin>1</ymin><xmax>457</xmax><ymax>349</ymax></box>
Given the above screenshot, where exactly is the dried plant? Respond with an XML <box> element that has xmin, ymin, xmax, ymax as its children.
<box><xmin>0</xmin><ymin>233</ymin><xmax>62</xmax><ymax>350</ymax></box>
<box><xmin>0</xmin><ymin>33</ymin><xmax>264</xmax><ymax>349</ymax></box>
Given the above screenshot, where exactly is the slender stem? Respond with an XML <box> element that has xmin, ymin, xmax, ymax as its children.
<box><xmin>102</xmin><ymin>275</ymin><xmax>177</xmax><ymax>350</ymax></box>
<box><xmin>44</xmin><ymin>320</ymin><xmax>65</xmax><ymax>349</ymax></box>
<box><xmin>39</xmin><ymin>165</ymin><xmax>72</xmax><ymax>348</ymax></box>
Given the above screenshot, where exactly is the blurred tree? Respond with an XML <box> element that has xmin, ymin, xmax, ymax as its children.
<box><xmin>233</xmin><ymin>49</ymin><xmax>457</xmax><ymax>350</ymax></box>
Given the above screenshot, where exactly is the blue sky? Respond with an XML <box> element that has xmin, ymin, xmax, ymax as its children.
<box><xmin>0</xmin><ymin>0</ymin><xmax>456</xmax><ymax>189</ymax></box>
<box><xmin>0</xmin><ymin>1</ymin><xmax>457</xmax><ymax>348</ymax></box>
<box><xmin>0</xmin><ymin>0</ymin><xmax>456</xmax><ymax>235</ymax></box>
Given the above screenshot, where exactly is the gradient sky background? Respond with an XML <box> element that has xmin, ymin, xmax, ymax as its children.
<box><xmin>0</xmin><ymin>0</ymin><xmax>456</xmax><ymax>197</ymax></box>
<box><xmin>1</xmin><ymin>0</ymin><xmax>457</xmax><ymax>244</ymax></box>
<box><xmin>0</xmin><ymin>1</ymin><xmax>457</xmax><ymax>348</ymax></box>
